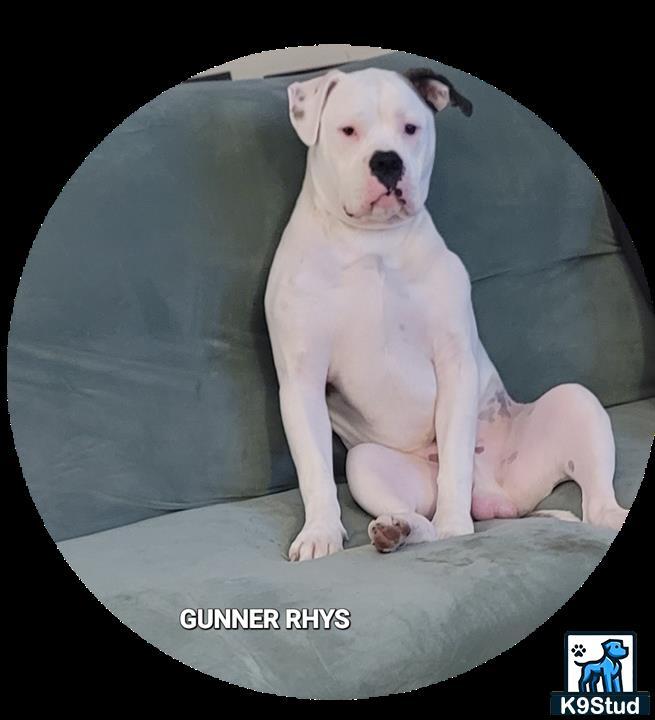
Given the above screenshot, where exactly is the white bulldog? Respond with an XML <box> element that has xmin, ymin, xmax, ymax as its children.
<box><xmin>265</xmin><ymin>67</ymin><xmax>628</xmax><ymax>561</ymax></box>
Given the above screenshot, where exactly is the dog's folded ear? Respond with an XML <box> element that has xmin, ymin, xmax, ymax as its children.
<box><xmin>288</xmin><ymin>70</ymin><xmax>343</xmax><ymax>146</ymax></box>
<box><xmin>404</xmin><ymin>69</ymin><xmax>473</xmax><ymax>117</ymax></box>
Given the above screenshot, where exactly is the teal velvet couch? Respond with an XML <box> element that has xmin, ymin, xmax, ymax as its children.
<box><xmin>8</xmin><ymin>52</ymin><xmax>654</xmax><ymax>698</ymax></box>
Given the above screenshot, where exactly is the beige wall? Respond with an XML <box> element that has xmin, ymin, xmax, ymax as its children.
<box><xmin>196</xmin><ymin>45</ymin><xmax>393</xmax><ymax>80</ymax></box>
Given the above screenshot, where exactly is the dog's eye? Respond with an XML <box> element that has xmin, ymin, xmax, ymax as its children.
<box><xmin>341</xmin><ymin>126</ymin><xmax>355</xmax><ymax>137</ymax></box>
<box><xmin>405</xmin><ymin>124</ymin><xmax>418</xmax><ymax>135</ymax></box>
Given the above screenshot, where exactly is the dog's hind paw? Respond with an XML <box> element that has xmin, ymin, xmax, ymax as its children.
<box><xmin>585</xmin><ymin>504</ymin><xmax>629</xmax><ymax>531</ymax></box>
<box><xmin>369</xmin><ymin>515</ymin><xmax>411</xmax><ymax>553</ymax></box>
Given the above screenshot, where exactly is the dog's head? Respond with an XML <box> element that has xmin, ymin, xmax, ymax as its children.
<box><xmin>602</xmin><ymin>639</ymin><xmax>629</xmax><ymax>659</ymax></box>
<box><xmin>287</xmin><ymin>67</ymin><xmax>472</xmax><ymax>229</ymax></box>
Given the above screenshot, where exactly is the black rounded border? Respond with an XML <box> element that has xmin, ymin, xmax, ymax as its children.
<box><xmin>7</xmin><ymin>42</ymin><xmax>653</xmax><ymax>710</ymax></box>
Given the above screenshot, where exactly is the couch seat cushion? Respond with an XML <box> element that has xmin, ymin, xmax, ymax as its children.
<box><xmin>58</xmin><ymin>399</ymin><xmax>652</xmax><ymax>698</ymax></box>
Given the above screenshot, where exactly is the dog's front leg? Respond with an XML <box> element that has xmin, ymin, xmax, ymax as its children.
<box><xmin>602</xmin><ymin>667</ymin><xmax>616</xmax><ymax>693</ymax></box>
<box><xmin>278</xmin><ymin>374</ymin><xmax>346</xmax><ymax>561</ymax></box>
<box><xmin>431</xmin><ymin>331</ymin><xmax>478</xmax><ymax>539</ymax></box>
<box><xmin>266</xmin><ymin>271</ymin><xmax>345</xmax><ymax>561</ymax></box>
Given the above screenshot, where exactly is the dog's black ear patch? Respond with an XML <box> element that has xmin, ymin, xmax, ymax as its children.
<box><xmin>404</xmin><ymin>68</ymin><xmax>473</xmax><ymax>117</ymax></box>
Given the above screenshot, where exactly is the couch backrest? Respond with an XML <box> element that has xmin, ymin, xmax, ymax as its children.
<box><xmin>9</xmin><ymin>52</ymin><xmax>654</xmax><ymax>541</ymax></box>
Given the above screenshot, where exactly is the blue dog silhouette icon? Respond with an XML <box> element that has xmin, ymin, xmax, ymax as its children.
<box><xmin>576</xmin><ymin>639</ymin><xmax>629</xmax><ymax>693</ymax></box>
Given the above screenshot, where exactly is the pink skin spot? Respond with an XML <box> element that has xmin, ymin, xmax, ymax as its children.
<box><xmin>568</xmin><ymin>460</ymin><xmax>575</xmax><ymax>474</ymax></box>
<box><xmin>428</xmin><ymin>453</ymin><xmax>439</xmax><ymax>463</ymax></box>
<box><xmin>475</xmin><ymin>446</ymin><xmax>484</xmax><ymax>454</ymax></box>
<box><xmin>506</xmin><ymin>451</ymin><xmax>518</xmax><ymax>464</ymax></box>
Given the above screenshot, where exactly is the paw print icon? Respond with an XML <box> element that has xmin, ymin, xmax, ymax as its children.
<box><xmin>571</xmin><ymin>644</ymin><xmax>586</xmax><ymax>658</ymax></box>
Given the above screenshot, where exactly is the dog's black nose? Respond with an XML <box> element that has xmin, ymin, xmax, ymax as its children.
<box><xmin>369</xmin><ymin>150</ymin><xmax>404</xmax><ymax>190</ymax></box>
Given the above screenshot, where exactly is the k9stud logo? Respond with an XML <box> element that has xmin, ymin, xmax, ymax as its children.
<box><xmin>550</xmin><ymin>632</ymin><xmax>650</xmax><ymax>715</ymax></box>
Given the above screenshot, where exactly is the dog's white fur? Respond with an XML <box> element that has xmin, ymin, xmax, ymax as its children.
<box><xmin>265</xmin><ymin>68</ymin><xmax>628</xmax><ymax>561</ymax></box>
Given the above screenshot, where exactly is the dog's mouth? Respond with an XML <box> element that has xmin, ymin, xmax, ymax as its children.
<box><xmin>344</xmin><ymin>189</ymin><xmax>409</xmax><ymax>221</ymax></box>
<box><xmin>373</xmin><ymin>187</ymin><xmax>406</xmax><ymax>206</ymax></box>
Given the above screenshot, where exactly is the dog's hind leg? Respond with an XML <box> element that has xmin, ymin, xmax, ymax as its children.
<box><xmin>500</xmin><ymin>384</ymin><xmax>628</xmax><ymax>531</ymax></box>
<box><xmin>590</xmin><ymin>674</ymin><xmax>601</xmax><ymax>693</ymax></box>
<box><xmin>346</xmin><ymin>443</ymin><xmax>438</xmax><ymax>553</ymax></box>
<box><xmin>578</xmin><ymin>667</ymin><xmax>592</xmax><ymax>693</ymax></box>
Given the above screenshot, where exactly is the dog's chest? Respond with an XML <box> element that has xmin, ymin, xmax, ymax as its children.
<box><xmin>335</xmin><ymin>254</ymin><xmax>432</xmax><ymax>349</ymax></box>
<box><xmin>329</xmin><ymin>254</ymin><xmax>437</xmax><ymax>426</ymax></box>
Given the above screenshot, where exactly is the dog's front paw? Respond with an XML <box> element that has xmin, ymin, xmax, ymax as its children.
<box><xmin>288</xmin><ymin>521</ymin><xmax>346</xmax><ymax>562</ymax></box>
<box><xmin>433</xmin><ymin>513</ymin><xmax>474</xmax><ymax>540</ymax></box>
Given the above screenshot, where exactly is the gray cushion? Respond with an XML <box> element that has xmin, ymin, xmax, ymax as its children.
<box><xmin>9</xmin><ymin>52</ymin><xmax>654</xmax><ymax>541</ymax></box>
<box><xmin>57</xmin><ymin>399</ymin><xmax>652</xmax><ymax>699</ymax></box>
